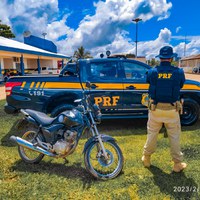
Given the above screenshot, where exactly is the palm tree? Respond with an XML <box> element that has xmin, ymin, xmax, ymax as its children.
<box><xmin>73</xmin><ymin>46</ymin><xmax>92</xmax><ymax>59</ymax></box>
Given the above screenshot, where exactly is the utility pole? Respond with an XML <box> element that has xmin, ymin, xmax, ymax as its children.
<box><xmin>132</xmin><ymin>18</ymin><xmax>142</xmax><ymax>58</ymax></box>
<box><xmin>183</xmin><ymin>35</ymin><xmax>186</xmax><ymax>57</ymax></box>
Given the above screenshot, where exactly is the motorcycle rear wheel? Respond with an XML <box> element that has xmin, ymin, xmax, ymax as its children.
<box><xmin>18</xmin><ymin>129</ymin><xmax>45</xmax><ymax>164</ymax></box>
<box><xmin>84</xmin><ymin>140</ymin><xmax>123</xmax><ymax>180</ymax></box>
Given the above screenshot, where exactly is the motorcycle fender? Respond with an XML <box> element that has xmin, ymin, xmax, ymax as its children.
<box><xmin>83</xmin><ymin>134</ymin><xmax>115</xmax><ymax>153</ymax></box>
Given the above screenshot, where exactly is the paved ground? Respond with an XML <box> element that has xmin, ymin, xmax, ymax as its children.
<box><xmin>0</xmin><ymin>73</ymin><xmax>199</xmax><ymax>100</ymax></box>
<box><xmin>185</xmin><ymin>73</ymin><xmax>200</xmax><ymax>82</ymax></box>
<box><xmin>0</xmin><ymin>84</ymin><xmax>6</xmax><ymax>100</ymax></box>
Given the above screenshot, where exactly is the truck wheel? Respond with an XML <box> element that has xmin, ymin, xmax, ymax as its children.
<box><xmin>51</xmin><ymin>104</ymin><xmax>74</xmax><ymax>117</ymax></box>
<box><xmin>180</xmin><ymin>98</ymin><xmax>200</xmax><ymax>126</ymax></box>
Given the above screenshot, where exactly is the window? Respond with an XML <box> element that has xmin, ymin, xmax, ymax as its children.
<box><xmin>122</xmin><ymin>62</ymin><xmax>148</xmax><ymax>81</ymax></box>
<box><xmin>88</xmin><ymin>62</ymin><xmax>119</xmax><ymax>80</ymax></box>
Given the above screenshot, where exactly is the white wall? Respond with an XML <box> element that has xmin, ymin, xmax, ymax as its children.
<box><xmin>40</xmin><ymin>59</ymin><xmax>53</xmax><ymax>68</ymax></box>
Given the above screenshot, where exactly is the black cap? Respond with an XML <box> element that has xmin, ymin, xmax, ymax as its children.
<box><xmin>156</xmin><ymin>46</ymin><xmax>176</xmax><ymax>59</ymax></box>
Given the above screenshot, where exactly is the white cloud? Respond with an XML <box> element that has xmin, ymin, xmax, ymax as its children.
<box><xmin>0</xmin><ymin>0</ymin><xmax>12</xmax><ymax>25</ymax></box>
<box><xmin>0</xmin><ymin>0</ymin><xmax>64</xmax><ymax>41</ymax></box>
<box><xmin>46</xmin><ymin>15</ymin><xmax>73</xmax><ymax>40</ymax></box>
<box><xmin>57</xmin><ymin>0</ymin><xmax>173</xmax><ymax>55</ymax></box>
<box><xmin>176</xmin><ymin>26</ymin><xmax>182</xmax><ymax>33</ymax></box>
<box><xmin>0</xmin><ymin>0</ymin><xmax>173</xmax><ymax>56</ymax></box>
<box><xmin>9</xmin><ymin>0</ymin><xmax>58</xmax><ymax>17</ymax></box>
<box><xmin>137</xmin><ymin>28</ymin><xmax>172</xmax><ymax>59</ymax></box>
<box><xmin>1</xmin><ymin>0</ymin><xmax>199</xmax><ymax>58</ymax></box>
<box><xmin>171</xmin><ymin>35</ymin><xmax>200</xmax><ymax>57</ymax></box>
<box><xmin>172</xmin><ymin>35</ymin><xmax>200</xmax><ymax>41</ymax></box>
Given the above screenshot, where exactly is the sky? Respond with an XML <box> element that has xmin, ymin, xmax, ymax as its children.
<box><xmin>0</xmin><ymin>0</ymin><xmax>200</xmax><ymax>59</ymax></box>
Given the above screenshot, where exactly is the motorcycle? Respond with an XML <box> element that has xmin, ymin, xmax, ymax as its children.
<box><xmin>10</xmin><ymin>81</ymin><xmax>124</xmax><ymax>180</ymax></box>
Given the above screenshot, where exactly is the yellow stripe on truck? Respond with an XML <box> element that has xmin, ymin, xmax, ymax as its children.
<box><xmin>40</xmin><ymin>82</ymin><xmax>46</xmax><ymax>89</ymax></box>
<box><xmin>42</xmin><ymin>82</ymin><xmax>199</xmax><ymax>91</ymax></box>
<box><xmin>30</xmin><ymin>82</ymin><xmax>35</xmax><ymax>89</ymax></box>
<box><xmin>95</xmin><ymin>83</ymin><xmax>123</xmax><ymax>90</ymax></box>
<box><xmin>182</xmin><ymin>84</ymin><xmax>200</xmax><ymax>90</ymax></box>
<box><xmin>21</xmin><ymin>81</ymin><xmax>26</xmax><ymax>88</ymax></box>
<box><xmin>43</xmin><ymin>82</ymin><xmax>123</xmax><ymax>90</ymax></box>
<box><xmin>35</xmin><ymin>82</ymin><xmax>40</xmax><ymax>89</ymax></box>
<box><xmin>44</xmin><ymin>82</ymin><xmax>83</xmax><ymax>89</ymax></box>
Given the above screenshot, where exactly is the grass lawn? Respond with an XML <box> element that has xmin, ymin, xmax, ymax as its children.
<box><xmin>0</xmin><ymin>99</ymin><xmax>199</xmax><ymax>200</ymax></box>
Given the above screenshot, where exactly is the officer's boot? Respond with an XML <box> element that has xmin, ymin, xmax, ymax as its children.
<box><xmin>173</xmin><ymin>162</ymin><xmax>187</xmax><ymax>172</ymax></box>
<box><xmin>142</xmin><ymin>155</ymin><xmax>151</xmax><ymax>168</ymax></box>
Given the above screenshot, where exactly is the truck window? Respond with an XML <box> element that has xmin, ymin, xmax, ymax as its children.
<box><xmin>122</xmin><ymin>61</ymin><xmax>148</xmax><ymax>82</ymax></box>
<box><xmin>87</xmin><ymin>62</ymin><xmax>119</xmax><ymax>81</ymax></box>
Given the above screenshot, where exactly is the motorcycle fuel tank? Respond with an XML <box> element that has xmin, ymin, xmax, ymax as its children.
<box><xmin>58</xmin><ymin>109</ymin><xmax>84</xmax><ymax>127</ymax></box>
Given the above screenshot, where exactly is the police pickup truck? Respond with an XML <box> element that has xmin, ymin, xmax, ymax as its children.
<box><xmin>4</xmin><ymin>58</ymin><xmax>200</xmax><ymax>126</ymax></box>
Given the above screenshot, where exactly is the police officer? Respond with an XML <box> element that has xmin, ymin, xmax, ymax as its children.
<box><xmin>142</xmin><ymin>46</ymin><xmax>187</xmax><ymax>172</ymax></box>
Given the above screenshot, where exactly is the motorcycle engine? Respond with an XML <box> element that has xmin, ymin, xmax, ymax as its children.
<box><xmin>53</xmin><ymin>130</ymin><xmax>77</xmax><ymax>155</ymax></box>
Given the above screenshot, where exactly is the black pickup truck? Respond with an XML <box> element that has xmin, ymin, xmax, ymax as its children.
<box><xmin>4</xmin><ymin>58</ymin><xmax>200</xmax><ymax>126</ymax></box>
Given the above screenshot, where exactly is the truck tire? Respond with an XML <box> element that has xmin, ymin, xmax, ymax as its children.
<box><xmin>51</xmin><ymin>104</ymin><xmax>74</xmax><ymax>117</ymax></box>
<box><xmin>180</xmin><ymin>98</ymin><xmax>200</xmax><ymax>126</ymax></box>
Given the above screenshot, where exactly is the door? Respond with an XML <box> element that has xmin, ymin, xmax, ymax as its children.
<box><xmin>84</xmin><ymin>60</ymin><xmax>124</xmax><ymax>115</ymax></box>
<box><xmin>121</xmin><ymin>60</ymin><xmax>150</xmax><ymax>115</ymax></box>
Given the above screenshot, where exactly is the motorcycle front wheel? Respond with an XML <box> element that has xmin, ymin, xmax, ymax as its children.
<box><xmin>18</xmin><ymin>129</ymin><xmax>45</xmax><ymax>164</ymax></box>
<box><xmin>84</xmin><ymin>140</ymin><xmax>124</xmax><ymax>180</ymax></box>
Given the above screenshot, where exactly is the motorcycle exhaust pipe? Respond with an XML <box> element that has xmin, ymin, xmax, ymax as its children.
<box><xmin>10</xmin><ymin>136</ymin><xmax>56</xmax><ymax>157</ymax></box>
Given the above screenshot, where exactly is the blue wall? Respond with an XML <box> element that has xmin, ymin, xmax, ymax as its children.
<box><xmin>24</xmin><ymin>35</ymin><xmax>57</xmax><ymax>53</ymax></box>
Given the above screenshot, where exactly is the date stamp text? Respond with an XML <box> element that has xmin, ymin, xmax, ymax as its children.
<box><xmin>173</xmin><ymin>186</ymin><xmax>199</xmax><ymax>193</ymax></box>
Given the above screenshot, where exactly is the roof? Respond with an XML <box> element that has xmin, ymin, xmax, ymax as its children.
<box><xmin>109</xmin><ymin>53</ymin><xmax>135</xmax><ymax>59</ymax></box>
<box><xmin>0</xmin><ymin>36</ymin><xmax>69</xmax><ymax>59</ymax></box>
<box><xmin>78</xmin><ymin>58</ymin><xmax>150</xmax><ymax>68</ymax></box>
<box><xmin>181</xmin><ymin>54</ymin><xmax>200</xmax><ymax>61</ymax></box>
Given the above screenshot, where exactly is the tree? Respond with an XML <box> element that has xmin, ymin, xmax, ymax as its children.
<box><xmin>147</xmin><ymin>58</ymin><xmax>159</xmax><ymax>67</ymax></box>
<box><xmin>73</xmin><ymin>46</ymin><xmax>92</xmax><ymax>59</ymax></box>
<box><xmin>171</xmin><ymin>60</ymin><xmax>179</xmax><ymax>67</ymax></box>
<box><xmin>0</xmin><ymin>20</ymin><xmax>15</xmax><ymax>38</ymax></box>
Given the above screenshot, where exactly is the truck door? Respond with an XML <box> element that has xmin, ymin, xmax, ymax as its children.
<box><xmin>121</xmin><ymin>60</ymin><xmax>149</xmax><ymax>115</ymax></box>
<box><xmin>84</xmin><ymin>60</ymin><xmax>124</xmax><ymax>115</ymax></box>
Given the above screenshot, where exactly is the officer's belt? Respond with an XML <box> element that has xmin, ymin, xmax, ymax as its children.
<box><xmin>156</xmin><ymin>103</ymin><xmax>175</xmax><ymax>110</ymax></box>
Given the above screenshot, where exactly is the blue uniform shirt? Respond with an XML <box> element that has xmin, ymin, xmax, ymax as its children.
<box><xmin>147</xmin><ymin>62</ymin><xmax>185</xmax><ymax>103</ymax></box>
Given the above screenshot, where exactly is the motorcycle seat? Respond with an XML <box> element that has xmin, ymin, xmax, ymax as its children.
<box><xmin>24</xmin><ymin>109</ymin><xmax>56</xmax><ymax>126</ymax></box>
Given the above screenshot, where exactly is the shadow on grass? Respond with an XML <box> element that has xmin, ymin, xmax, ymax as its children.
<box><xmin>99</xmin><ymin>118</ymin><xmax>200</xmax><ymax>137</ymax></box>
<box><xmin>1</xmin><ymin>119</ymin><xmax>31</xmax><ymax>147</ymax></box>
<box><xmin>181</xmin><ymin>118</ymin><xmax>200</xmax><ymax>132</ymax></box>
<box><xmin>11</xmin><ymin>159</ymin><xmax>97</xmax><ymax>189</ymax></box>
<box><xmin>148</xmin><ymin>165</ymin><xmax>199</xmax><ymax>199</ymax></box>
<box><xmin>99</xmin><ymin>118</ymin><xmax>200</xmax><ymax>131</ymax></box>
<box><xmin>99</xmin><ymin>118</ymin><xmax>148</xmax><ymax>136</ymax></box>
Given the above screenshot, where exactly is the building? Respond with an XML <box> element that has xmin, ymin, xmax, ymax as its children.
<box><xmin>180</xmin><ymin>54</ymin><xmax>200</xmax><ymax>73</ymax></box>
<box><xmin>0</xmin><ymin>36</ymin><xmax>69</xmax><ymax>76</ymax></box>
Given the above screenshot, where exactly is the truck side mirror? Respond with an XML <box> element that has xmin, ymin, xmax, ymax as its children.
<box><xmin>59</xmin><ymin>63</ymin><xmax>78</xmax><ymax>77</ymax></box>
<box><xmin>67</xmin><ymin>65</ymin><xmax>77</xmax><ymax>74</ymax></box>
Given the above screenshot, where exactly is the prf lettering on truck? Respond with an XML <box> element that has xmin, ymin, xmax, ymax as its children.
<box><xmin>94</xmin><ymin>96</ymin><xmax>120</xmax><ymax>106</ymax></box>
